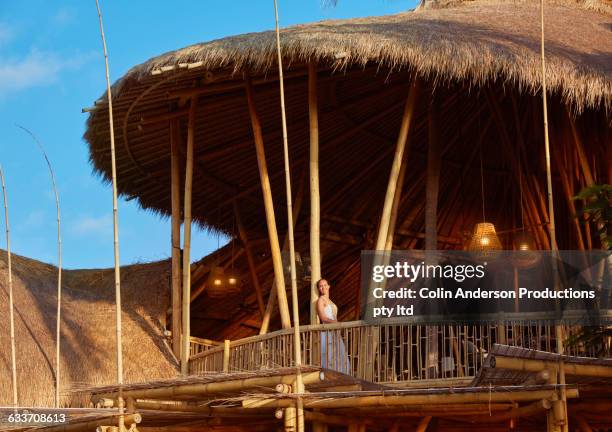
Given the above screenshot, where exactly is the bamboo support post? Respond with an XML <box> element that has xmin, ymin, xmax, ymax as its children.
<box><xmin>260</xmin><ymin>165</ymin><xmax>306</xmax><ymax>334</ymax></box>
<box><xmin>234</xmin><ymin>201</ymin><xmax>265</xmax><ymax>318</ymax></box>
<box><xmin>94</xmin><ymin>2</ymin><xmax>124</xmax><ymax>427</ymax></box>
<box><xmin>425</xmin><ymin>92</ymin><xmax>441</xmax><ymax>252</ymax></box>
<box><xmin>271</xmin><ymin>1</ymin><xmax>305</xmax><ymax>429</ymax></box>
<box><xmin>180</xmin><ymin>98</ymin><xmax>197</xmax><ymax>376</ymax></box>
<box><xmin>223</xmin><ymin>339</ymin><xmax>231</xmax><ymax>372</ymax></box>
<box><xmin>308</xmin><ymin>61</ymin><xmax>321</xmax><ymax>326</ymax></box>
<box><xmin>425</xmin><ymin>90</ymin><xmax>441</xmax><ymax>379</ymax></box>
<box><xmin>170</xmin><ymin>119</ymin><xmax>182</xmax><ymax>359</ymax></box>
<box><xmin>245</xmin><ymin>76</ymin><xmax>291</xmax><ymax>329</ymax></box>
<box><xmin>260</xmin><ymin>284</ymin><xmax>277</xmax><ymax>335</ymax></box>
<box><xmin>374</xmin><ymin>75</ymin><xmax>419</xmax><ymax>252</ymax></box>
<box><xmin>539</xmin><ymin>0</ymin><xmax>564</xmax><ymax>370</ymax></box>
<box><xmin>0</xmin><ymin>166</ymin><xmax>17</xmax><ymax>407</ymax></box>
<box><xmin>385</xmin><ymin>151</ymin><xmax>407</xmax><ymax>251</ymax></box>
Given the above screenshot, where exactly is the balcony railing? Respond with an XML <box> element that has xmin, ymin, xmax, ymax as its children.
<box><xmin>189</xmin><ymin>336</ymin><xmax>222</xmax><ymax>356</ymax></box>
<box><xmin>188</xmin><ymin>320</ymin><xmax>599</xmax><ymax>384</ymax></box>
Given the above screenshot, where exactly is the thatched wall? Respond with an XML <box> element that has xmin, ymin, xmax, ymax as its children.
<box><xmin>0</xmin><ymin>251</ymin><xmax>178</xmax><ymax>407</ymax></box>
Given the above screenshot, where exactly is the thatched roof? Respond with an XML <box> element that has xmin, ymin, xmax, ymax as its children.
<box><xmin>0</xmin><ymin>251</ymin><xmax>178</xmax><ymax>407</ymax></box>
<box><xmin>97</xmin><ymin>0</ymin><xmax>611</xmax><ymax>109</ymax></box>
<box><xmin>83</xmin><ymin>0</ymin><xmax>611</xmax><ymax>232</ymax></box>
<box><xmin>82</xmin><ymin>0</ymin><xmax>611</xmax><ymax>339</ymax></box>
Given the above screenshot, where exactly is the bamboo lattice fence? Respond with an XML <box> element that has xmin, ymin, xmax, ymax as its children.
<box><xmin>189</xmin><ymin>321</ymin><xmax>599</xmax><ymax>383</ymax></box>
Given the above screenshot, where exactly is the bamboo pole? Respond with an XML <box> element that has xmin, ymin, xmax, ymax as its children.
<box><xmin>94</xmin><ymin>370</ymin><xmax>324</xmax><ymax>400</ymax></box>
<box><xmin>260</xmin><ymin>283</ymin><xmax>277</xmax><ymax>335</ymax></box>
<box><xmin>223</xmin><ymin>339</ymin><xmax>230</xmax><ymax>373</ymax></box>
<box><xmin>243</xmin><ymin>388</ymin><xmax>578</xmax><ymax>409</ymax></box>
<box><xmin>181</xmin><ymin>98</ymin><xmax>197</xmax><ymax>376</ymax></box>
<box><xmin>234</xmin><ymin>201</ymin><xmax>265</xmax><ymax>318</ymax></box>
<box><xmin>553</xmin><ymin>134</ymin><xmax>585</xmax><ymax>250</ymax></box>
<box><xmin>492</xmin><ymin>356</ymin><xmax>612</xmax><ymax>377</ymax></box>
<box><xmin>245</xmin><ymin>76</ymin><xmax>291</xmax><ymax>330</ymax></box>
<box><xmin>374</xmin><ymin>75</ymin><xmax>419</xmax><ymax>252</ymax></box>
<box><xmin>17</xmin><ymin>125</ymin><xmax>63</xmax><ymax>407</ymax></box>
<box><xmin>259</xmin><ymin>170</ymin><xmax>305</xmax><ymax>335</ymax></box>
<box><xmin>94</xmin><ymin>1</ymin><xmax>124</xmax><ymax>427</ymax></box>
<box><xmin>272</xmin><ymin>1</ymin><xmax>304</xmax><ymax>429</ymax></box>
<box><xmin>539</xmin><ymin>12</ymin><xmax>565</xmax><ymax>417</ymax></box>
<box><xmin>0</xmin><ymin>165</ymin><xmax>17</xmax><ymax>408</ymax></box>
<box><xmin>385</xmin><ymin>153</ymin><xmax>407</xmax><ymax>251</ymax></box>
<box><xmin>170</xmin><ymin>119</ymin><xmax>182</xmax><ymax>359</ymax></box>
<box><xmin>425</xmin><ymin>91</ymin><xmax>441</xmax><ymax>379</ymax></box>
<box><xmin>425</xmin><ymin>93</ymin><xmax>441</xmax><ymax>251</ymax></box>
<box><xmin>308</xmin><ymin>61</ymin><xmax>321</xmax><ymax>326</ymax></box>
<box><xmin>566</xmin><ymin>111</ymin><xmax>594</xmax><ymax>185</ymax></box>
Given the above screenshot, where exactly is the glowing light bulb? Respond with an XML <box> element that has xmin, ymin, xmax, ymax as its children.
<box><xmin>228</xmin><ymin>277</ymin><xmax>237</xmax><ymax>285</ymax></box>
<box><xmin>479</xmin><ymin>236</ymin><xmax>490</xmax><ymax>246</ymax></box>
<box><xmin>213</xmin><ymin>279</ymin><xmax>222</xmax><ymax>286</ymax></box>
<box><xmin>519</xmin><ymin>243</ymin><xmax>530</xmax><ymax>251</ymax></box>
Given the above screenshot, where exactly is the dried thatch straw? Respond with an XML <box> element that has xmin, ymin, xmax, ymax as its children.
<box><xmin>103</xmin><ymin>0</ymin><xmax>611</xmax><ymax>111</ymax></box>
<box><xmin>0</xmin><ymin>252</ymin><xmax>178</xmax><ymax>407</ymax></box>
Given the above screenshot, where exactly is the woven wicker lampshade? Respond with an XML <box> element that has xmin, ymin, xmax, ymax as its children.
<box><xmin>206</xmin><ymin>266</ymin><xmax>226</xmax><ymax>298</ymax></box>
<box><xmin>207</xmin><ymin>266</ymin><xmax>242</xmax><ymax>298</ymax></box>
<box><xmin>512</xmin><ymin>231</ymin><xmax>540</xmax><ymax>268</ymax></box>
<box><xmin>467</xmin><ymin>222</ymin><xmax>502</xmax><ymax>253</ymax></box>
<box><xmin>226</xmin><ymin>272</ymin><xmax>242</xmax><ymax>294</ymax></box>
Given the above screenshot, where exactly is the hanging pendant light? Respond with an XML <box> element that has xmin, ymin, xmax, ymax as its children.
<box><xmin>512</xmin><ymin>230</ymin><xmax>540</xmax><ymax>269</ymax></box>
<box><xmin>467</xmin><ymin>103</ymin><xmax>502</xmax><ymax>257</ymax></box>
<box><xmin>207</xmin><ymin>212</ymin><xmax>241</xmax><ymax>298</ymax></box>
<box><xmin>207</xmin><ymin>265</ymin><xmax>227</xmax><ymax>298</ymax></box>
<box><xmin>514</xmin><ymin>231</ymin><xmax>536</xmax><ymax>251</ymax></box>
<box><xmin>224</xmin><ymin>214</ymin><xmax>242</xmax><ymax>296</ymax></box>
<box><xmin>468</xmin><ymin>222</ymin><xmax>502</xmax><ymax>252</ymax></box>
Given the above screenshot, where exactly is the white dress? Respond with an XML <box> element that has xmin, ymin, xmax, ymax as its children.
<box><xmin>320</xmin><ymin>302</ymin><xmax>349</xmax><ymax>373</ymax></box>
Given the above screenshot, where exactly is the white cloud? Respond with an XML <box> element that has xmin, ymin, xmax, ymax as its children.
<box><xmin>71</xmin><ymin>214</ymin><xmax>112</xmax><ymax>237</ymax></box>
<box><xmin>0</xmin><ymin>49</ymin><xmax>95</xmax><ymax>96</ymax></box>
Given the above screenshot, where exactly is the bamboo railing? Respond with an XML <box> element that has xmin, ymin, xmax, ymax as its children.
<box><xmin>188</xmin><ymin>321</ymin><xmax>599</xmax><ymax>383</ymax></box>
<box><xmin>189</xmin><ymin>336</ymin><xmax>222</xmax><ymax>357</ymax></box>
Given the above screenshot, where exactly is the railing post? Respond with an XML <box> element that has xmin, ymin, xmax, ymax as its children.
<box><xmin>223</xmin><ymin>340</ymin><xmax>231</xmax><ymax>373</ymax></box>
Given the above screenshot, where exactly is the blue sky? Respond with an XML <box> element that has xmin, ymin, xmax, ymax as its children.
<box><xmin>0</xmin><ymin>0</ymin><xmax>414</xmax><ymax>269</ymax></box>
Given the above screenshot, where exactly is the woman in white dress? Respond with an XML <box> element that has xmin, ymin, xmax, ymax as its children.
<box><xmin>316</xmin><ymin>279</ymin><xmax>349</xmax><ymax>373</ymax></box>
